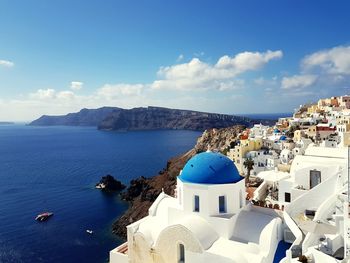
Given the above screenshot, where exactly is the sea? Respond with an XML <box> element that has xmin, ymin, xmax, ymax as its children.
<box><xmin>0</xmin><ymin>125</ymin><xmax>201</xmax><ymax>263</ymax></box>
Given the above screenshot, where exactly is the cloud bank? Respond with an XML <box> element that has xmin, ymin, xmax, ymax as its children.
<box><xmin>3</xmin><ymin>46</ymin><xmax>350</xmax><ymax>121</ymax></box>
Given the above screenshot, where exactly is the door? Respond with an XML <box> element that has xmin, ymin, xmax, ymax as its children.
<box><xmin>178</xmin><ymin>243</ymin><xmax>185</xmax><ymax>263</ymax></box>
<box><xmin>310</xmin><ymin>170</ymin><xmax>321</xmax><ymax>189</ymax></box>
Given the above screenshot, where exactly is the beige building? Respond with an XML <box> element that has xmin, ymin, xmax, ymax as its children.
<box><xmin>317</xmin><ymin>96</ymin><xmax>339</xmax><ymax>110</ymax></box>
<box><xmin>336</xmin><ymin>114</ymin><xmax>350</xmax><ymax>125</ymax></box>
<box><xmin>338</xmin><ymin>95</ymin><xmax>350</xmax><ymax>109</ymax></box>
<box><xmin>337</xmin><ymin>123</ymin><xmax>350</xmax><ymax>147</ymax></box>
<box><xmin>305</xmin><ymin>125</ymin><xmax>316</xmax><ymax>139</ymax></box>
<box><xmin>342</xmin><ymin>132</ymin><xmax>350</xmax><ymax>146</ymax></box>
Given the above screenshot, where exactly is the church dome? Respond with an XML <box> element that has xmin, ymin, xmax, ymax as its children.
<box><xmin>179</xmin><ymin>152</ymin><xmax>243</xmax><ymax>184</ymax></box>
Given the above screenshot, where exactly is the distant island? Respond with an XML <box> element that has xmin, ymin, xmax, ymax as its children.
<box><xmin>29</xmin><ymin>106</ymin><xmax>276</xmax><ymax>131</ymax></box>
<box><xmin>0</xmin><ymin>122</ymin><xmax>14</xmax><ymax>125</ymax></box>
<box><xmin>29</xmin><ymin>107</ymin><xmax>118</xmax><ymax>127</ymax></box>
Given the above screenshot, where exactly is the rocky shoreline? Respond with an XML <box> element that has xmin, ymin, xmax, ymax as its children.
<box><xmin>112</xmin><ymin>125</ymin><xmax>245</xmax><ymax>239</ymax></box>
<box><xmin>95</xmin><ymin>174</ymin><xmax>126</xmax><ymax>192</ymax></box>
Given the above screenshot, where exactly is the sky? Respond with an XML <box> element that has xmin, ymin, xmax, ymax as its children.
<box><xmin>1</xmin><ymin>0</ymin><xmax>350</xmax><ymax>121</ymax></box>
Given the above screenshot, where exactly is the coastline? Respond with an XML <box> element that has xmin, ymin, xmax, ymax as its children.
<box><xmin>112</xmin><ymin>125</ymin><xmax>245</xmax><ymax>239</ymax></box>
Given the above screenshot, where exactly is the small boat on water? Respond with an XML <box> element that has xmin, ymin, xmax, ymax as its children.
<box><xmin>35</xmin><ymin>212</ymin><xmax>53</xmax><ymax>222</ymax></box>
<box><xmin>86</xmin><ymin>229</ymin><xmax>93</xmax><ymax>234</ymax></box>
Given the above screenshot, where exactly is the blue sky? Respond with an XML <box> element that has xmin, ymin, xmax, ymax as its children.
<box><xmin>1</xmin><ymin>0</ymin><xmax>350</xmax><ymax>121</ymax></box>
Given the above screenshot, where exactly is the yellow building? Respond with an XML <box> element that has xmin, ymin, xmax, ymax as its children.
<box><xmin>293</xmin><ymin>130</ymin><xmax>305</xmax><ymax>142</ymax></box>
<box><xmin>227</xmin><ymin>138</ymin><xmax>262</xmax><ymax>174</ymax></box>
<box><xmin>307</xmin><ymin>104</ymin><xmax>320</xmax><ymax>114</ymax></box>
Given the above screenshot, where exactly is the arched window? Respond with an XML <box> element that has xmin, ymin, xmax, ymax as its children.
<box><xmin>219</xmin><ymin>196</ymin><xmax>226</xmax><ymax>213</ymax></box>
<box><xmin>178</xmin><ymin>243</ymin><xmax>185</xmax><ymax>262</ymax></box>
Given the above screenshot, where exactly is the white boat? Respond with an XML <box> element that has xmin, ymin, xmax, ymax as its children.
<box><xmin>86</xmin><ymin>229</ymin><xmax>93</xmax><ymax>234</ymax></box>
<box><xmin>35</xmin><ymin>212</ymin><xmax>53</xmax><ymax>222</ymax></box>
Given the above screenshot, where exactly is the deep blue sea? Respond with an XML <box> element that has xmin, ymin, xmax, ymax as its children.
<box><xmin>0</xmin><ymin>125</ymin><xmax>200</xmax><ymax>263</ymax></box>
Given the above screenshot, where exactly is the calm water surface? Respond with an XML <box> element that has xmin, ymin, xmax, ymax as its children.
<box><xmin>0</xmin><ymin>125</ymin><xmax>200</xmax><ymax>263</ymax></box>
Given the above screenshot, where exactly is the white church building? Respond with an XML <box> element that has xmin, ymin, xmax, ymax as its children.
<box><xmin>110</xmin><ymin>151</ymin><xmax>284</xmax><ymax>263</ymax></box>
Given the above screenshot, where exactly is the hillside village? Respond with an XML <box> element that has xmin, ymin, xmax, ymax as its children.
<box><xmin>229</xmin><ymin>95</ymin><xmax>350</xmax><ymax>179</ymax></box>
<box><xmin>110</xmin><ymin>95</ymin><xmax>350</xmax><ymax>263</ymax></box>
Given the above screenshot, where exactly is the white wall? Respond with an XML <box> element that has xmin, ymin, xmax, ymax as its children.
<box><xmin>293</xmin><ymin>164</ymin><xmax>341</xmax><ymax>190</ymax></box>
<box><xmin>285</xmin><ymin>172</ymin><xmax>338</xmax><ymax>219</ymax></box>
<box><xmin>187</xmin><ymin>250</ymin><xmax>236</xmax><ymax>263</ymax></box>
<box><xmin>278</xmin><ymin>178</ymin><xmax>294</xmax><ymax>204</ymax></box>
<box><xmin>109</xmin><ymin>249</ymin><xmax>128</xmax><ymax>263</ymax></box>
<box><xmin>177</xmin><ymin>178</ymin><xmax>246</xmax><ymax>239</ymax></box>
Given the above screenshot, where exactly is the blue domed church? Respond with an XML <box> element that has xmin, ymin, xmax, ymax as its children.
<box><xmin>110</xmin><ymin>151</ymin><xmax>283</xmax><ymax>263</ymax></box>
<box><xmin>177</xmin><ymin>151</ymin><xmax>246</xmax><ymax>227</ymax></box>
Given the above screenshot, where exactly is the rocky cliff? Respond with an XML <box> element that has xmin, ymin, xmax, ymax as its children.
<box><xmin>98</xmin><ymin>106</ymin><xmax>253</xmax><ymax>131</ymax></box>
<box><xmin>112</xmin><ymin>125</ymin><xmax>245</xmax><ymax>238</ymax></box>
<box><xmin>30</xmin><ymin>106</ymin><xmax>273</xmax><ymax>130</ymax></box>
<box><xmin>29</xmin><ymin>107</ymin><xmax>120</xmax><ymax>126</ymax></box>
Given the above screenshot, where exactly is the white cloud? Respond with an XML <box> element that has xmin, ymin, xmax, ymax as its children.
<box><xmin>280</xmin><ymin>45</ymin><xmax>350</xmax><ymax>95</ymax></box>
<box><xmin>216</xmin><ymin>79</ymin><xmax>245</xmax><ymax>91</ymax></box>
<box><xmin>0</xmin><ymin>49</ymin><xmax>287</xmax><ymax>121</ymax></box>
<box><xmin>70</xmin><ymin>81</ymin><xmax>83</xmax><ymax>90</ymax></box>
<box><xmin>152</xmin><ymin>50</ymin><xmax>283</xmax><ymax>90</ymax></box>
<box><xmin>302</xmin><ymin>45</ymin><xmax>350</xmax><ymax>75</ymax></box>
<box><xmin>281</xmin><ymin>74</ymin><xmax>317</xmax><ymax>90</ymax></box>
<box><xmin>30</xmin><ymin>89</ymin><xmax>56</xmax><ymax>100</ymax></box>
<box><xmin>0</xmin><ymin>59</ymin><xmax>14</xmax><ymax>68</ymax></box>
<box><xmin>57</xmin><ymin>91</ymin><xmax>75</xmax><ymax>100</ymax></box>
<box><xmin>216</xmin><ymin>50</ymin><xmax>282</xmax><ymax>72</ymax></box>
<box><xmin>29</xmin><ymin>88</ymin><xmax>76</xmax><ymax>101</ymax></box>
<box><xmin>97</xmin><ymin>83</ymin><xmax>144</xmax><ymax>100</ymax></box>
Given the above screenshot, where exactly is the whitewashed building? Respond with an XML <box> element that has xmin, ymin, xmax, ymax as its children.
<box><xmin>110</xmin><ymin>152</ymin><xmax>285</xmax><ymax>263</ymax></box>
<box><xmin>249</xmin><ymin>123</ymin><xmax>269</xmax><ymax>139</ymax></box>
<box><xmin>254</xmin><ymin>144</ymin><xmax>350</xmax><ymax>262</ymax></box>
<box><xmin>109</xmin><ymin>143</ymin><xmax>350</xmax><ymax>263</ymax></box>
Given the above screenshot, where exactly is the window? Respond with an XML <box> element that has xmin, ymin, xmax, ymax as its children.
<box><xmin>310</xmin><ymin>170</ymin><xmax>321</xmax><ymax>189</ymax></box>
<box><xmin>178</xmin><ymin>243</ymin><xmax>185</xmax><ymax>262</ymax></box>
<box><xmin>194</xmin><ymin>195</ymin><xmax>200</xmax><ymax>212</ymax></box>
<box><xmin>219</xmin><ymin>196</ymin><xmax>226</xmax><ymax>213</ymax></box>
<box><xmin>239</xmin><ymin>190</ymin><xmax>243</xmax><ymax>208</ymax></box>
<box><xmin>285</xmin><ymin>192</ymin><xmax>291</xmax><ymax>203</ymax></box>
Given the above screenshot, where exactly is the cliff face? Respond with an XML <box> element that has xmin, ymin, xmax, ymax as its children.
<box><xmin>30</xmin><ymin>106</ymin><xmax>270</xmax><ymax>131</ymax></box>
<box><xmin>29</xmin><ymin>107</ymin><xmax>120</xmax><ymax>126</ymax></box>
<box><xmin>98</xmin><ymin>106</ymin><xmax>252</xmax><ymax>131</ymax></box>
<box><xmin>112</xmin><ymin>125</ymin><xmax>245</xmax><ymax>238</ymax></box>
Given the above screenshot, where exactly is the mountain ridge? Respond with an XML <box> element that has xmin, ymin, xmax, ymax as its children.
<box><xmin>29</xmin><ymin>106</ymin><xmax>275</xmax><ymax>131</ymax></box>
